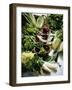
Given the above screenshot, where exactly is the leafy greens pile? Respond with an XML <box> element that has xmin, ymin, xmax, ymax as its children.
<box><xmin>21</xmin><ymin>13</ymin><xmax>63</xmax><ymax>76</ymax></box>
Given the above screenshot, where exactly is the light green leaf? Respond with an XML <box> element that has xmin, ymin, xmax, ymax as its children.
<box><xmin>36</xmin><ymin>16</ymin><xmax>44</xmax><ymax>28</ymax></box>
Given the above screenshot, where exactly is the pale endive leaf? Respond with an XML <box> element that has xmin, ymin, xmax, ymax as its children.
<box><xmin>36</xmin><ymin>16</ymin><xmax>44</xmax><ymax>28</ymax></box>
